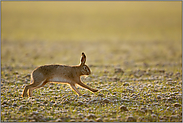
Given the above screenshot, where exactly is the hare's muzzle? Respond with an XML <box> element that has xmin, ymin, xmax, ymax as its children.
<box><xmin>88</xmin><ymin>71</ymin><xmax>91</xmax><ymax>75</ymax></box>
<box><xmin>86</xmin><ymin>69</ymin><xmax>91</xmax><ymax>75</ymax></box>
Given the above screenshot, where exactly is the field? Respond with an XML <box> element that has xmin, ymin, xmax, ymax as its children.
<box><xmin>1</xmin><ymin>1</ymin><xmax>182</xmax><ymax>122</ymax></box>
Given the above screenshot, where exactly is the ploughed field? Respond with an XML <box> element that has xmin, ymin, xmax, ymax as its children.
<box><xmin>1</xmin><ymin>41</ymin><xmax>182</xmax><ymax>122</ymax></box>
<box><xmin>1</xmin><ymin>1</ymin><xmax>182</xmax><ymax>122</ymax></box>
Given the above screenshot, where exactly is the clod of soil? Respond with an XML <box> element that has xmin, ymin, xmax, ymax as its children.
<box><xmin>173</xmin><ymin>103</ymin><xmax>181</xmax><ymax>107</ymax></box>
<box><xmin>96</xmin><ymin>118</ymin><xmax>103</xmax><ymax>122</ymax></box>
<box><xmin>119</xmin><ymin>105</ymin><xmax>128</xmax><ymax>112</ymax></box>
<box><xmin>126</xmin><ymin>116</ymin><xmax>136</xmax><ymax>122</ymax></box>
<box><xmin>87</xmin><ymin>114</ymin><xmax>97</xmax><ymax>119</ymax></box>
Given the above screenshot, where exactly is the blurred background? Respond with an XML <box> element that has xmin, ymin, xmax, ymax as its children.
<box><xmin>2</xmin><ymin>1</ymin><xmax>182</xmax><ymax>67</ymax></box>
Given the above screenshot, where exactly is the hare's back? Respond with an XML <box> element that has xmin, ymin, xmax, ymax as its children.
<box><xmin>33</xmin><ymin>64</ymin><xmax>70</xmax><ymax>76</ymax></box>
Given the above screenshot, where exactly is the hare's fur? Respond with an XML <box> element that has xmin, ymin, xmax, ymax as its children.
<box><xmin>22</xmin><ymin>52</ymin><xmax>98</xmax><ymax>97</ymax></box>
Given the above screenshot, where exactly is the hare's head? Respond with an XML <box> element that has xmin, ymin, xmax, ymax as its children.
<box><xmin>80</xmin><ymin>52</ymin><xmax>91</xmax><ymax>75</ymax></box>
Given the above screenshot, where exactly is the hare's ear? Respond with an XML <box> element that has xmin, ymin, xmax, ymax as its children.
<box><xmin>80</xmin><ymin>52</ymin><xmax>86</xmax><ymax>66</ymax></box>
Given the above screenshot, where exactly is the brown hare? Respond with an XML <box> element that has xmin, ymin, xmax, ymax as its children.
<box><xmin>22</xmin><ymin>52</ymin><xmax>98</xmax><ymax>97</ymax></box>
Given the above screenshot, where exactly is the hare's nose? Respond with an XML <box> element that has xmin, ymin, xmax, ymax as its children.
<box><xmin>89</xmin><ymin>71</ymin><xmax>91</xmax><ymax>75</ymax></box>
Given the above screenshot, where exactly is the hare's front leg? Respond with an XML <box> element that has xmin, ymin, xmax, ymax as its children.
<box><xmin>76</xmin><ymin>80</ymin><xmax>98</xmax><ymax>93</ymax></box>
<box><xmin>69</xmin><ymin>84</ymin><xmax>82</xmax><ymax>96</ymax></box>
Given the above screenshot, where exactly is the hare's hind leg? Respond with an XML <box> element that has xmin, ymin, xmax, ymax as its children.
<box><xmin>28</xmin><ymin>80</ymin><xmax>47</xmax><ymax>97</ymax></box>
<box><xmin>22</xmin><ymin>79</ymin><xmax>33</xmax><ymax>97</ymax></box>
<box><xmin>22</xmin><ymin>77</ymin><xmax>47</xmax><ymax>97</ymax></box>
<box><xmin>76</xmin><ymin>81</ymin><xmax>98</xmax><ymax>93</ymax></box>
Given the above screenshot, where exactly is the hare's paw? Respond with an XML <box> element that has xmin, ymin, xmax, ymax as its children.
<box><xmin>22</xmin><ymin>93</ymin><xmax>28</xmax><ymax>97</ymax></box>
<box><xmin>92</xmin><ymin>89</ymin><xmax>98</xmax><ymax>92</ymax></box>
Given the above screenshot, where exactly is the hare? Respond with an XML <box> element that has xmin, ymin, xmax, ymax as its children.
<box><xmin>22</xmin><ymin>52</ymin><xmax>98</xmax><ymax>97</ymax></box>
